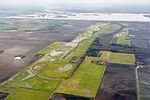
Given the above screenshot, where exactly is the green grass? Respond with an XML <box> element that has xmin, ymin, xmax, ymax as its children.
<box><xmin>98</xmin><ymin>51</ymin><xmax>135</xmax><ymax>65</ymax></box>
<box><xmin>55</xmin><ymin>57</ymin><xmax>106</xmax><ymax>98</ymax></box>
<box><xmin>99</xmin><ymin>51</ymin><xmax>111</xmax><ymax>61</ymax></box>
<box><xmin>3</xmin><ymin>69</ymin><xmax>62</xmax><ymax>92</ymax></box>
<box><xmin>35</xmin><ymin>58</ymin><xmax>78</xmax><ymax>78</ymax></box>
<box><xmin>0</xmin><ymin>85</ymin><xmax>16</xmax><ymax>93</ymax></box>
<box><xmin>6</xmin><ymin>88</ymin><xmax>51</xmax><ymax>100</ymax></box>
<box><xmin>69</xmin><ymin>39</ymin><xmax>93</xmax><ymax>57</ymax></box>
<box><xmin>108</xmin><ymin>52</ymin><xmax>135</xmax><ymax>65</ymax></box>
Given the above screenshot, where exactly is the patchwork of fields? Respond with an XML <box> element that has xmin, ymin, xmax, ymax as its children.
<box><xmin>0</xmin><ymin>22</ymin><xmax>117</xmax><ymax>100</ymax></box>
<box><xmin>0</xmin><ymin>21</ymin><xmax>149</xmax><ymax>100</ymax></box>
<box><xmin>0</xmin><ymin>19</ymin><xmax>98</xmax><ymax>84</ymax></box>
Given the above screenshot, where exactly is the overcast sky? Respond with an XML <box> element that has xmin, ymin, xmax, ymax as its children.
<box><xmin>1</xmin><ymin>0</ymin><xmax>150</xmax><ymax>6</ymax></box>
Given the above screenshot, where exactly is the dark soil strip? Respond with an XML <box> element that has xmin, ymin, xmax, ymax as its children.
<box><xmin>0</xmin><ymin>92</ymin><xmax>9</xmax><ymax>100</ymax></box>
<box><xmin>135</xmin><ymin>54</ymin><xmax>150</xmax><ymax>100</ymax></box>
<box><xmin>130</xmin><ymin>22</ymin><xmax>150</xmax><ymax>100</ymax></box>
<box><xmin>138</xmin><ymin>66</ymin><xmax>150</xmax><ymax>100</ymax></box>
<box><xmin>96</xmin><ymin>63</ymin><xmax>137</xmax><ymax>100</ymax></box>
<box><xmin>110</xmin><ymin>44</ymin><xmax>134</xmax><ymax>54</ymax></box>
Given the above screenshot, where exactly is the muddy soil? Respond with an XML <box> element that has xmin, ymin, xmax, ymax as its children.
<box><xmin>96</xmin><ymin>63</ymin><xmax>137</xmax><ymax>100</ymax></box>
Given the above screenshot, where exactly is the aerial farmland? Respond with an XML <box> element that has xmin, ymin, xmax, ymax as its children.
<box><xmin>0</xmin><ymin>15</ymin><xmax>149</xmax><ymax>100</ymax></box>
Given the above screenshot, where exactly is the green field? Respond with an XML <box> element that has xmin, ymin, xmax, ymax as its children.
<box><xmin>98</xmin><ymin>51</ymin><xmax>111</xmax><ymax>61</ymax></box>
<box><xmin>98</xmin><ymin>51</ymin><xmax>135</xmax><ymax>65</ymax></box>
<box><xmin>33</xmin><ymin>58</ymin><xmax>78</xmax><ymax>78</ymax></box>
<box><xmin>108</xmin><ymin>52</ymin><xmax>135</xmax><ymax>65</ymax></box>
<box><xmin>3</xmin><ymin>73</ymin><xmax>63</xmax><ymax>92</ymax></box>
<box><xmin>55</xmin><ymin>57</ymin><xmax>106</xmax><ymax>98</ymax></box>
<box><xmin>0</xmin><ymin>85</ymin><xmax>15</xmax><ymax>93</ymax></box>
<box><xmin>6</xmin><ymin>88</ymin><xmax>51</xmax><ymax>100</ymax></box>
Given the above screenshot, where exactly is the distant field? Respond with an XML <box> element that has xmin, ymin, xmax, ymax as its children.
<box><xmin>108</xmin><ymin>52</ymin><xmax>135</xmax><ymax>65</ymax></box>
<box><xmin>0</xmin><ymin>19</ymin><xmax>62</xmax><ymax>31</ymax></box>
<box><xmin>98</xmin><ymin>51</ymin><xmax>135</xmax><ymax>65</ymax></box>
<box><xmin>113</xmin><ymin>28</ymin><xmax>131</xmax><ymax>45</ymax></box>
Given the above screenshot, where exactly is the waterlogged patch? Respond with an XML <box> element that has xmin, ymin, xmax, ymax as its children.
<box><xmin>57</xmin><ymin>64</ymin><xmax>72</xmax><ymax>72</ymax></box>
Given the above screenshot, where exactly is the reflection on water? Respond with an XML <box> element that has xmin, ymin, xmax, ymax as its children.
<box><xmin>3</xmin><ymin>13</ymin><xmax>150</xmax><ymax>22</ymax></box>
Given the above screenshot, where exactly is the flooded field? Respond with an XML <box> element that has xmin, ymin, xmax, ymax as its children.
<box><xmin>0</xmin><ymin>19</ymin><xmax>97</xmax><ymax>83</ymax></box>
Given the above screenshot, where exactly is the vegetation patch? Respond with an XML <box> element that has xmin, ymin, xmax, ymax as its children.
<box><xmin>5</xmin><ymin>88</ymin><xmax>51</xmax><ymax>100</ymax></box>
<box><xmin>0</xmin><ymin>85</ymin><xmax>16</xmax><ymax>93</ymax></box>
<box><xmin>98</xmin><ymin>51</ymin><xmax>111</xmax><ymax>61</ymax></box>
<box><xmin>3</xmin><ymin>68</ymin><xmax>63</xmax><ymax>92</ymax></box>
<box><xmin>98</xmin><ymin>51</ymin><xmax>135</xmax><ymax>65</ymax></box>
<box><xmin>108</xmin><ymin>52</ymin><xmax>135</xmax><ymax>65</ymax></box>
<box><xmin>55</xmin><ymin>57</ymin><xmax>106</xmax><ymax>98</ymax></box>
